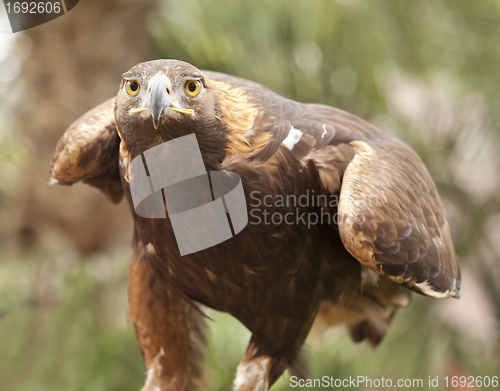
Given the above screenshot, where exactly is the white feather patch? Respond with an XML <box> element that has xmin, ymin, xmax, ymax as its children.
<box><xmin>282</xmin><ymin>126</ymin><xmax>303</xmax><ymax>150</ymax></box>
<box><xmin>321</xmin><ymin>124</ymin><xmax>328</xmax><ymax>138</ymax></box>
<box><xmin>415</xmin><ymin>280</ymin><xmax>456</xmax><ymax>298</ymax></box>
<box><xmin>145</xmin><ymin>243</ymin><xmax>156</xmax><ymax>256</ymax></box>
<box><xmin>361</xmin><ymin>266</ymin><xmax>380</xmax><ymax>287</ymax></box>
<box><xmin>233</xmin><ymin>357</ymin><xmax>270</xmax><ymax>391</ymax></box>
<box><xmin>143</xmin><ymin>348</ymin><xmax>165</xmax><ymax>390</ymax></box>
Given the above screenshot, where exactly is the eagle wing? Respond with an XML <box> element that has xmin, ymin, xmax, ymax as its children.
<box><xmin>204</xmin><ymin>71</ymin><xmax>385</xmax><ymax>161</ymax></box>
<box><xmin>209</xmin><ymin>73</ymin><xmax>461</xmax><ymax>298</ymax></box>
<box><xmin>50</xmin><ymin>97</ymin><xmax>123</xmax><ymax>203</ymax></box>
<box><xmin>337</xmin><ymin>137</ymin><xmax>460</xmax><ymax>298</ymax></box>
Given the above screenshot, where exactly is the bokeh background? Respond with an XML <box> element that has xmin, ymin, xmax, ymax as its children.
<box><xmin>0</xmin><ymin>0</ymin><xmax>499</xmax><ymax>390</ymax></box>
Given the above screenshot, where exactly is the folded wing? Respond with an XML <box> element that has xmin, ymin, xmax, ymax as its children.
<box><xmin>50</xmin><ymin>97</ymin><xmax>123</xmax><ymax>203</ymax></box>
<box><xmin>338</xmin><ymin>138</ymin><xmax>460</xmax><ymax>298</ymax></box>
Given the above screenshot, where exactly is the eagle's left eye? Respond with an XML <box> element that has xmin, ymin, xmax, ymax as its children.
<box><xmin>185</xmin><ymin>80</ymin><xmax>201</xmax><ymax>96</ymax></box>
<box><xmin>125</xmin><ymin>80</ymin><xmax>140</xmax><ymax>96</ymax></box>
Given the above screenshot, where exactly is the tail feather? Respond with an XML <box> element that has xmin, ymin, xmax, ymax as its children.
<box><xmin>288</xmin><ymin>347</ymin><xmax>311</xmax><ymax>381</ymax></box>
<box><xmin>311</xmin><ymin>277</ymin><xmax>411</xmax><ymax>347</ymax></box>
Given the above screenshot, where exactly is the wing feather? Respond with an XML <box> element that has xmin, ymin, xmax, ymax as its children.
<box><xmin>50</xmin><ymin>97</ymin><xmax>123</xmax><ymax>203</ymax></box>
<box><xmin>204</xmin><ymin>71</ymin><xmax>386</xmax><ymax>162</ymax></box>
<box><xmin>207</xmin><ymin>72</ymin><xmax>460</xmax><ymax>298</ymax></box>
<box><xmin>338</xmin><ymin>139</ymin><xmax>460</xmax><ymax>298</ymax></box>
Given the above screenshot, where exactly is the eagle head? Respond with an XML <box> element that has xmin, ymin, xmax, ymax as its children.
<box><xmin>115</xmin><ymin>59</ymin><xmax>230</xmax><ymax>165</ymax></box>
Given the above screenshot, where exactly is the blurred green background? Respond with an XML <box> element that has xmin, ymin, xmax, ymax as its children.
<box><xmin>0</xmin><ymin>0</ymin><xmax>499</xmax><ymax>390</ymax></box>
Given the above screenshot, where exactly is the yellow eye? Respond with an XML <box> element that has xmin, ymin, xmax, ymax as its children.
<box><xmin>185</xmin><ymin>80</ymin><xmax>201</xmax><ymax>96</ymax></box>
<box><xmin>125</xmin><ymin>80</ymin><xmax>140</xmax><ymax>96</ymax></box>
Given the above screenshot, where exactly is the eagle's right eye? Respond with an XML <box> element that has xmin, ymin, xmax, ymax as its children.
<box><xmin>126</xmin><ymin>80</ymin><xmax>140</xmax><ymax>96</ymax></box>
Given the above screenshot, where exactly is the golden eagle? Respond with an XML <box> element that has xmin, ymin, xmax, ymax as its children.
<box><xmin>51</xmin><ymin>60</ymin><xmax>460</xmax><ymax>391</ymax></box>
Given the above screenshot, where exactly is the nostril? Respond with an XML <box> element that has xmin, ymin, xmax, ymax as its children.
<box><xmin>166</xmin><ymin>88</ymin><xmax>170</xmax><ymax>95</ymax></box>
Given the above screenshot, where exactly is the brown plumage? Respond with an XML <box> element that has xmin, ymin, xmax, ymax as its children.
<box><xmin>50</xmin><ymin>59</ymin><xmax>460</xmax><ymax>391</ymax></box>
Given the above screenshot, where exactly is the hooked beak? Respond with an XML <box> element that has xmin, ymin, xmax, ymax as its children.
<box><xmin>130</xmin><ymin>73</ymin><xmax>194</xmax><ymax>128</ymax></box>
<box><xmin>146</xmin><ymin>73</ymin><xmax>172</xmax><ymax>129</ymax></box>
